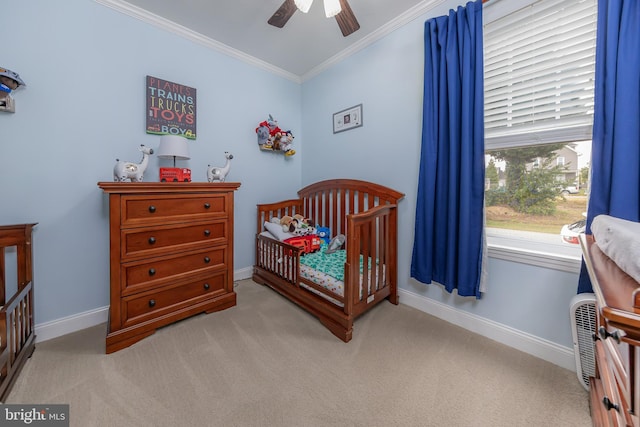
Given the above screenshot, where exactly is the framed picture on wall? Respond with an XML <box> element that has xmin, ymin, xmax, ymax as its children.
<box><xmin>333</xmin><ymin>104</ymin><xmax>363</xmax><ymax>134</ymax></box>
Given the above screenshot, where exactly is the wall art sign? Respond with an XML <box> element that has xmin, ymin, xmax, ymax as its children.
<box><xmin>146</xmin><ymin>75</ymin><xmax>196</xmax><ymax>139</ymax></box>
<box><xmin>333</xmin><ymin>103</ymin><xmax>363</xmax><ymax>134</ymax></box>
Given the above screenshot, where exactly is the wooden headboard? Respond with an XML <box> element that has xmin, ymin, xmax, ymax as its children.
<box><xmin>297</xmin><ymin>179</ymin><xmax>404</xmax><ymax>237</ymax></box>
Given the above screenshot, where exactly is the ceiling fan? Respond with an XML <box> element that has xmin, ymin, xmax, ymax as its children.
<box><xmin>268</xmin><ymin>0</ymin><xmax>360</xmax><ymax>37</ymax></box>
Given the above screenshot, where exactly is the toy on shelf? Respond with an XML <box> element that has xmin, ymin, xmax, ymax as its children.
<box><xmin>113</xmin><ymin>144</ymin><xmax>154</xmax><ymax>182</ymax></box>
<box><xmin>0</xmin><ymin>67</ymin><xmax>26</xmax><ymax>113</ymax></box>
<box><xmin>160</xmin><ymin>167</ymin><xmax>191</xmax><ymax>182</ymax></box>
<box><xmin>255</xmin><ymin>114</ymin><xmax>295</xmax><ymax>156</ymax></box>
<box><xmin>207</xmin><ymin>152</ymin><xmax>233</xmax><ymax>182</ymax></box>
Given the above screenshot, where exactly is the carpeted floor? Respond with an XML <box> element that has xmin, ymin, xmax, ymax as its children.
<box><xmin>7</xmin><ymin>279</ymin><xmax>591</xmax><ymax>426</ymax></box>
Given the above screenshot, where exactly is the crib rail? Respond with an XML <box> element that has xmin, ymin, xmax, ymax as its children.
<box><xmin>256</xmin><ymin>199</ymin><xmax>303</xmax><ymax>234</ymax></box>
<box><xmin>0</xmin><ymin>223</ymin><xmax>37</xmax><ymax>402</ymax></box>
<box><xmin>255</xmin><ymin>234</ymin><xmax>300</xmax><ymax>286</ymax></box>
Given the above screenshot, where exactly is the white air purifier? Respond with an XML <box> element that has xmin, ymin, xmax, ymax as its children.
<box><xmin>570</xmin><ymin>293</ymin><xmax>597</xmax><ymax>391</ymax></box>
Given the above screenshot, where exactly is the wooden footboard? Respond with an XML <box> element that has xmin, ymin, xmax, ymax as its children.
<box><xmin>345</xmin><ymin>204</ymin><xmax>399</xmax><ymax>318</ymax></box>
<box><xmin>254</xmin><ymin>180</ymin><xmax>404</xmax><ymax>342</ymax></box>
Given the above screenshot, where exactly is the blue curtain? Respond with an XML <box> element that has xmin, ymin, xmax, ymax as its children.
<box><xmin>578</xmin><ymin>0</ymin><xmax>640</xmax><ymax>293</ymax></box>
<box><xmin>411</xmin><ymin>0</ymin><xmax>485</xmax><ymax>299</ymax></box>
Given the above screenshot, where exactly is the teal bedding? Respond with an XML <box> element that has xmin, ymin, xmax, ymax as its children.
<box><xmin>299</xmin><ymin>242</ymin><xmax>378</xmax><ymax>283</ymax></box>
<box><xmin>299</xmin><ymin>242</ymin><xmax>347</xmax><ymax>281</ymax></box>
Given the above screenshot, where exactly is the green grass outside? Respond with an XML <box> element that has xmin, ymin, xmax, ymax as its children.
<box><xmin>486</xmin><ymin>195</ymin><xmax>587</xmax><ymax>235</ymax></box>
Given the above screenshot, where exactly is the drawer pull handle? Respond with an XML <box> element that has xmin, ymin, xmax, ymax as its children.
<box><xmin>148</xmin><ymin>268</ymin><xmax>156</xmax><ymax>276</ymax></box>
<box><xmin>148</xmin><ymin>299</ymin><xmax>156</xmax><ymax>308</ymax></box>
<box><xmin>148</xmin><ymin>205</ymin><xmax>156</xmax><ymax>213</ymax></box>
<box><xmin>148</xmin><ymin>237</ymin><xmax>156</xmax><ymax>245</ymax></box>
<box><xmin>602</xmin><ymin>396</ymin><xmax>619</xmax><ymax>412</ymax></box>
<box><xmin>204</xmin><ymin>229</ymin><xmax>211</xmax><ymax>237</ymax></box>
<box><xmin>204</xmin><ymin>283</ymin><xmax>210</xmax><ymax>290</ymax></box>
<box><xmin>598</xmin><ymin>326</ymin><xmax>623</xmax><ymax>343</ymax></box>
<box><xmin>204</xmin><ymin>203</ymin><xmax>211</xmax><ymax>209</ymax></box>
<box><xmin>204</xmin><ymin>256</ymin><xmax>211</xmax><ymax>263</ymax></box>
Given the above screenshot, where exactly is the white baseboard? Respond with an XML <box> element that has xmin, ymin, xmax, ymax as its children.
<box><xmin>234</xmin><ymin>266</ymin><xmax>254</xmax><ymax>281</ymax></box>
<box><xmin>35</xmin><ymin>306</ymin><xmax>109</xmax><ymax>343</ymax></box>
<box><xmin>34</xmin><ymin>270</ymin><xmax>575</xmax><ymax>373</ymax></box>
<box><xmin>35</xmin><ymin>267</ymin><xmax>256</xmax><ymax>343</ymax></box>
<box><xmin>399</xmin><ymin>288</ymin><xmax>576</xmax><ymax>372</ymax></box>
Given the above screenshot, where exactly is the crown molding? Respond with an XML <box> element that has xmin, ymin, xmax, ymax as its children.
<box><xmin>94</xmin><ymin>0</ymin><xmax>302</xmax><ymax>84</ymax></box>
<box><xmin>95</xmin><ymin>0</ymin><xmax>448</xmax><ymax>85</ymax></box>
<box><xmin>301</xmin><ymin>0</ymin><xmax>448</xmax><ymax>82</ymax></box>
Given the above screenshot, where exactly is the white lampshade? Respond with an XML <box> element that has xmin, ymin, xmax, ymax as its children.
<box><xmin>324</xmin><ymin>0</ymin><xmax>341</xmax><ymax>17</ymax></box>
<box><xmin>294</xmin><ymin>0</ymin><xmax>313</xmax><ymax>13</ymax></box>
<box><xmin>157</xmin><ymin>135</ymin><xmax>190</xmax><ymax>167</ymax></box>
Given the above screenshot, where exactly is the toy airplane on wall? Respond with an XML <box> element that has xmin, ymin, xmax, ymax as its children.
<box><xmin>0</xmin><ymin>67</ymin><xmax>26</xmax><ymax>113</ymax></box>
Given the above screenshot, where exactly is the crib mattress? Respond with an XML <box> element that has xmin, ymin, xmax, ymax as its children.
<box><xmin>259</xmin><ymin>232</ymin><xmax>384</xmax><ymax>307</ymax></box>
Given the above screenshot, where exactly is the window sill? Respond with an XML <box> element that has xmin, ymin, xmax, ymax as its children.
<box><xmin>487</xmin><ymin>229</ymin><xmax>582</xmax><ymax>274</ymax></box>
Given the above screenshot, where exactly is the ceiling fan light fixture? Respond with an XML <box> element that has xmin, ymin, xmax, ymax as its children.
<box><xmin>294</xmin><ymin>0</ymin><xmax>313</xmax><ymax>13</ymax></box>
<box><xmin>324</xmin><ymin>0</ymin><xmax>342</xmax><ymax>18</ymax></box>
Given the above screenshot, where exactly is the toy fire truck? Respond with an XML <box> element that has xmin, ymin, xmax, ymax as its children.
<box><xmin>284</xmin><ymin>235</ymin><xmax>322</xmax><ymax>254</ymax></box>
<box><xmin>159</xmin><ymin>167</ymin><xmax>192</xmax><ymax>182</ymax></box>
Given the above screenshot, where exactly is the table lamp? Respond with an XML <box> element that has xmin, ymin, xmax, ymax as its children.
<box><xmin>157</xmin><ymin>134</ymin><xmax>190</xmax><ymax>167</ymax></box>
<box><xmin>157</xmin><ymin>135</ymin><xmax>191</xmax><ymax>182</ymax></box>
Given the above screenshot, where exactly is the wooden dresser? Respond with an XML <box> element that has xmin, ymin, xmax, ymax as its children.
<box><xmin>98</xmin><ymin>182</ymin><xmax>240</xmax><ymax>353</ymax></box>
<box><xmin>581</xmin><ymin>234</ymin><xmax>640</xmax><ymax>427</ymax></box>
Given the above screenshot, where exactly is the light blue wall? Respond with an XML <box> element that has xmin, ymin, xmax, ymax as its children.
<box><xmin>2</xmin><ymin>0</ymin><xmax>580</xmax><ymax>351</ymax></box>
<box><xmin>1</xmin><ymin>0</ymin><xmax>302</xmax><ymax>324</ymax></box>
<box><xmin>301</xmin><ymin>0</ymin><xmax>579</xmax><ymax>348</ymax></box>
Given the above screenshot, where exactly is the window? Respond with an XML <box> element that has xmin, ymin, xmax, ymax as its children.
<box><xmin>483</xmin><ymin>0</ymin><xmax>597</xmax><ymax>272</ymax></box>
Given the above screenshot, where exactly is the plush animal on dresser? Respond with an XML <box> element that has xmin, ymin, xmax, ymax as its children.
<box><xmin>207</xmin><ymin>152</ymin><xmax>233</xmax><ymax>182</ymax></box>
<box><xmin>113</xmin><ymin>144</ymin><xmax>154</xmax><ymax>182</ymax></box>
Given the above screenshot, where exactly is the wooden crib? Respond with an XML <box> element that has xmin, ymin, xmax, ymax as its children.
<box><xmin>253</xmin><ymin>179</ymin><xmax>404</xmax><ymax>342</ymax></box>
<box><xmin>0</xmin><ymin>223</ymin><xmax>36</xmax><ymax>401</ymax></box>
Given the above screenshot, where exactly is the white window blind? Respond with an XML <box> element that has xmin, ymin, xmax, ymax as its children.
<box><xmin>484</xmin><ymin>0</ymin><xmax>597</xmax><ymax>148</ymax></box>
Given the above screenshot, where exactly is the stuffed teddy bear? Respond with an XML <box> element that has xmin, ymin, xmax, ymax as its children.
<box><xmin>316</xmin><ymin>226</ymin><xmax>331</xmax><ymax>244</ymax></box>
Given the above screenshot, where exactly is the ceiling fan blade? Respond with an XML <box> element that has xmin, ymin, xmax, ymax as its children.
<box><xmin>335</xmin><ymin>0</ymin><xmax>360</xmax><ymax>37</ymax></box>
<box><xmin>268</xmin><ymin>0</ymin><xmax>298</xmax><ymax>28</ymax></box>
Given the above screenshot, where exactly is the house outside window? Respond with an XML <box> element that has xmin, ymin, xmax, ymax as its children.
<box><xmin>483</xmin><ymin>0</ymin><xmax>597</xmax><ymax>272</ymax></box>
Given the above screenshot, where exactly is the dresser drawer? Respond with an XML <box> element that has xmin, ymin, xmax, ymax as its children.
<box><xmin>595</xmin><ymin>340</ymin><xmax>630</xmax><ymax>426</ymax></box>
<box><xmin>122</xmin><ymin>272</ymin><xmax>226</xmax><ymax>327</ymax></box>
<box><xmin>121</xmin><ymin>194</ymin><xmax>229</xmax><ymax>227</ymax></box>
<box><xmin>598</xmin><ymin>323</ymin><xmax>631</xmax><ymax>410</ymax></box>
<box><xmin>122</xmin><ymin>220</ymin><xmax>227</xmax><ymax>260</ymax></box>
<box><xmin>121</xmin><ymin>247</ymin><xmax>226</xmax><ymax>295</ymax></box>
